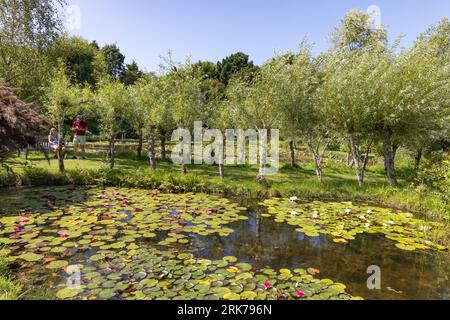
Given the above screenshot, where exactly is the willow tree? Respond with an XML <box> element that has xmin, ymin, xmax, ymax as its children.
<box><xmin>47</xmin><ymin>65</ymin><xmax>78</xmax><ymax>172</ymax></box>
<box><xmin>374</xmin><ymin>29</ymin><xmax>449</xmax><ymax>186</ymax></box>
<box><xmin>95</xmin><ymin>78</ymin><xmax>129</xmax><ymax>169</ymax></box>
<box><xmin>274</xmin><ymin>46</ymin><xmax>332</xmax><ymax>182</ymax></box>
<box><xmin>166</xmin><ymin>60</ymin><xmax>204</xmax><ymax>175</ymax></box>
<box><xmin>129</xmin><ymin>76</ymin><xmax>168</xmax><ymax>169</ymax></box>
<box><xmin>317</xmin><ymin>47</ymin><xmax>387</xmax><ymax>188</ymax></box>
<box><xmin>402</xmin><ymin>18</ymin><xmax>450</xmax><ymax>169</ymax></box>
<box><xmin>225</xmin><ymin>60</ymin><xmax>283</xmax><ymax>183</ymax></box>
<box><xmin>128</xmin><ymin>77</ymin><xmax>150</xmax><ymax>159</ymax></box>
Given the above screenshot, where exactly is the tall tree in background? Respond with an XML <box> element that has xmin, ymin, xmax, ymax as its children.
<box><xmin>121</xmin><ymin>61</ymin><xmax>143</xmax><ymax>86</ymax></box>
<box><xmin>101</xmin><ymin>44</ymin><xmax>126</xmax><ymax>80</ymax></box>
<box><xmin>54</xmin><ymin>36</ymin><xmax>106</xmax><ymax>88</ymax></box>
<box><xmin>217</xmin><ymin>52</ymin><xmax>256</xmax><ymax>85</ymax></box>
<box><xmin>0</xmin><ymin>0</ymin><xmax>66</xmax><ymax>103</ymax></box>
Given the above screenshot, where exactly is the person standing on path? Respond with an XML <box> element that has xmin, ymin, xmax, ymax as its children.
<box><xmin>72</xmin><ymin>115</ymin><xmax>88</xmax><ymax>159</ymax></box>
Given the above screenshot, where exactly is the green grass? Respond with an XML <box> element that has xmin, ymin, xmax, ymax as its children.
<box><xmin>0</xmin><ymin>256</ymin><xmax>22</xmax><ymax>300</ymax></box>
<box><xmin>1</xmin><ymin>149</ymin><xmax>448</xmax><ymax>220</ymax></box>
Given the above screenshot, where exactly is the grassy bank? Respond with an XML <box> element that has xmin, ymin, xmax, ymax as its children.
<box><xmin>1</xmin><ymin>151</ymin><xmax>448</xmax><ymax>221</ymax></box>
<box><xmin>0</xmin><ymin>256</ymin><xmax>22</xmax><ymax>300</ymax></box>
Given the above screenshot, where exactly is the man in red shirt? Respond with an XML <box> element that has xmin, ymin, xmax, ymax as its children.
<box><xmin>72</xmin><ymin>115</ymin><xmax>88</xmax><ymax>159</ymax></box>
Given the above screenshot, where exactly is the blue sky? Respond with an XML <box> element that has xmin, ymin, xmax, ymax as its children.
<box><xmin>67</xmin><ymin>0</ymin><xmax>449</xmax><ymax>73</ymax></box>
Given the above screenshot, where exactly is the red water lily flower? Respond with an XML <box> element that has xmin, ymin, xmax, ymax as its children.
<box><xmin>13</xmin><ymin>226</ymin><xmax>21</xmax><ymax>233</ymax></box>
<box><xmin>295</xmin><ymin>290</ymin><xmax>305</xmax><ymax>298</ymax></box>
<box><xmin>263</xmin><ymin>282</ymin><xmax>271</xmax><ymax>290</ymax></box>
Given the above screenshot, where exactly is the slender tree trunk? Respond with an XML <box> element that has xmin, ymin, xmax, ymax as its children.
<box><xmin>361</xmin><ymin>145</ymin><xmax>371</xmax><ymax>183</ymax></box>
<box><xmin>160</xmin><ymin>135</ymin><xmax>166</xmax><ymax>160</ymax></box>
<box><xmin>306</xmin><ymin>133</ymin><xmax>323</xmax><ymax>183</ymax></box>
<box><xmin>219</xmin><ymin>136</ymin><xmax>225</xmax><ymax>179</ymax></box>
<box><xmin>347</xmin><ymin>151</ymin><xmax>354</xmax><ymax>168</ymax></box>
<box><xmin>110</xmin><ymin>138</ymin><xmax>115</xmax><ymax>169</ymax></box>
<box><xmin>311</xmin><ymin>151</ymin><xmax>323</xmax><ymax>183</ymax></box>
<box><xmin>57</xmin><ymin>119</ymin><xmax>65</xmax><ymax>173</ymax></box>
<box><xmin>382</xmin><ymin>127</ymin><xmax>398</xmax><ymax>188</ymax></box>
<box><xmin>414</xmin><ymin>148</ymin><xmax>423</xmax><ymax>169</ymax></box>
<box><xmin>257</xmin><ymin>136</ymin><xmax>267</xmax><ymax>184</ymax></box>
<box><xmin>149</xmin><ymin>126</ymin><xmax>156</xmax><ymax>170</ymax></box>
<box><xmin>137</xmin><ymin>127</ymin><xmax>143</xmax><ymax>159</ymax></box>
<box><xmin>289</xmin><ymin>140</ymin><xmax>296</xmax><ymax>167</ymax></box>
<box><xmin>348</xmin><ymin>134</ymin><xmax>363</xmax><ymax>188</ymax></box>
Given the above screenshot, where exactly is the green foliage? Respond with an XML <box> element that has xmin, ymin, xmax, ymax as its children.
<box><xmin>0</xmin><ymin>0</ymin><xmax>66</xmax><ymax>103</ymax></box>
<box><xmin>95</xmin><ymin>78</ymin><xmax>129</xmax><ymax>139</ymax></box>
<box><xmin>54</xmin><ymin>36</ymin><xmax>107</xmax><ymax>88</ymax></box>
<box><xmin>217</xmin><ymin>52</ymin><xmax>256</xmax><ymax>85</ymax></box>
<box><xmin>120</xmin><ymin>61</ymin><xmax>143</xmax><ymax>86</ymax></box>
<box><xmin>414</xmin><ymin>156</ymin><xmax>450</xmax><ymax>202</ymax></box>
<box><xmin>331</xmin><ymin>9</ymin><xmax>387</xmax><ymax>50</ymax></box>
<box><xmin>101</xmin><ymin>44</ymin><xmax>126</xmax><ymax>79</ymax></box>
<box><xmin>46</xmin><ymin>64</ymin><xmax>80</xmax><ymax>123</ymax></box>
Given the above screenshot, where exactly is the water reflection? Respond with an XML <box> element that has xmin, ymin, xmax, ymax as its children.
<box><xmin>192</xmin><ymin>210</ymin><xmax>450</xmax><ymax>300</ymax></box>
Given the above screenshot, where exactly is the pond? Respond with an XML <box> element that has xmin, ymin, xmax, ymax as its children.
<box><xmin>0</xmin><ymin>187</ymin><xmax>448</xmax><ymax>300</ymax></box>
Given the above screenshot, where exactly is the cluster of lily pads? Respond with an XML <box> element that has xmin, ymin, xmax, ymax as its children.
<box><xmin>0</xmin><ymin>188</ymin><xmax>248</xmax><ymax>258</ymax></box>
<box><xmin>54</xmin><ymin>247</ymin><xmax>360</xmax><ymax>300</ymax></box>
<box><xmin>261</xmin><ymin>198</ymin><xmax>447</xmax><ymax>251</ymax></box>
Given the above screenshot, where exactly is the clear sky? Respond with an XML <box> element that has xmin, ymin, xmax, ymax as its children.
<box><xmin>66</xmin><ymin>0</ymin><xmax>449</xmax><ymax>73</ymax></box>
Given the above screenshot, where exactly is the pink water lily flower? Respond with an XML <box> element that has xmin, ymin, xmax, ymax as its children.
<box><xmin>58</xmin><ymin>232</ymin><xmax>69</xmax><ymax>238</ymax></box>
<box><xmin>295</xmin><ymin>290</ymin><xmax>305</xmax><ymax>298</ymax></box>
<box><xmin>206</xmin><ymin>211</ymin><xmax>213</xmax><ymax>216</ymax></box>
<box><xmin>103</xmin><ymin>203</ymin><xmax>110</xmax><ymax>208</ymax></box>
<box><xmin>113</xmin><ymin>192</ymin><xmax>120</xmax><ymax>196</ymax></box>
<box><xmin>19</xmin><ymin>217</ymin><xmax>29</xmax><ymax>223</ymax></box>
<box><xmin>263</xmin><ymin>282</ymin><xmax>271</xmax><ymax>290</ymax></box>
<box><xmin>121</xmin><ymin>198</ymin><xmax>129</xmax><ymax>206</ymax></box>
<box><xmin>13</xmin><ymin>226</ymin><xmax>21</xmax><ymax>233</ymax></box>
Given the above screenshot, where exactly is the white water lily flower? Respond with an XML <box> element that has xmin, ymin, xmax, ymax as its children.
<box><xmin>290</xmin><ymin>211</ymin><xmax>298</xmax><ymax>215</ymax></box>
<box><xmin>366</xmin><ymin>210</ymin><xmax>372</xmax><ymax>215</ymax></box>
<box><xmin>365</xmin><ymin>223</ymin><xmax>371</xmax><ymax>228</ymax></box>
<box><xmin>359</xmin><ymin>216</ymin><xmax>366</xmax><ymax>220</ymax></box>
<box><xmin>382</xmin><ymin>223</ymin><xmax>388</xmax><ymax>227</ymax></box>
<box><xmin>345</xmin><ymin>209</ymin><xmax>351</xmax><ymax>214</ymax></box>
<box><xmin>290</xmin><ymin>196</ymin><xmax>298</xmax><ymax>202</ymax></box>
<box><xmin>388</xmin><ymin>220</ymin><xmax>395</xmax><ymax>225</ymax></box>
<box><xmin>311</xmin><ymin>213</ymin><xmax>319</xmax><ymax>219</ymax></box>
